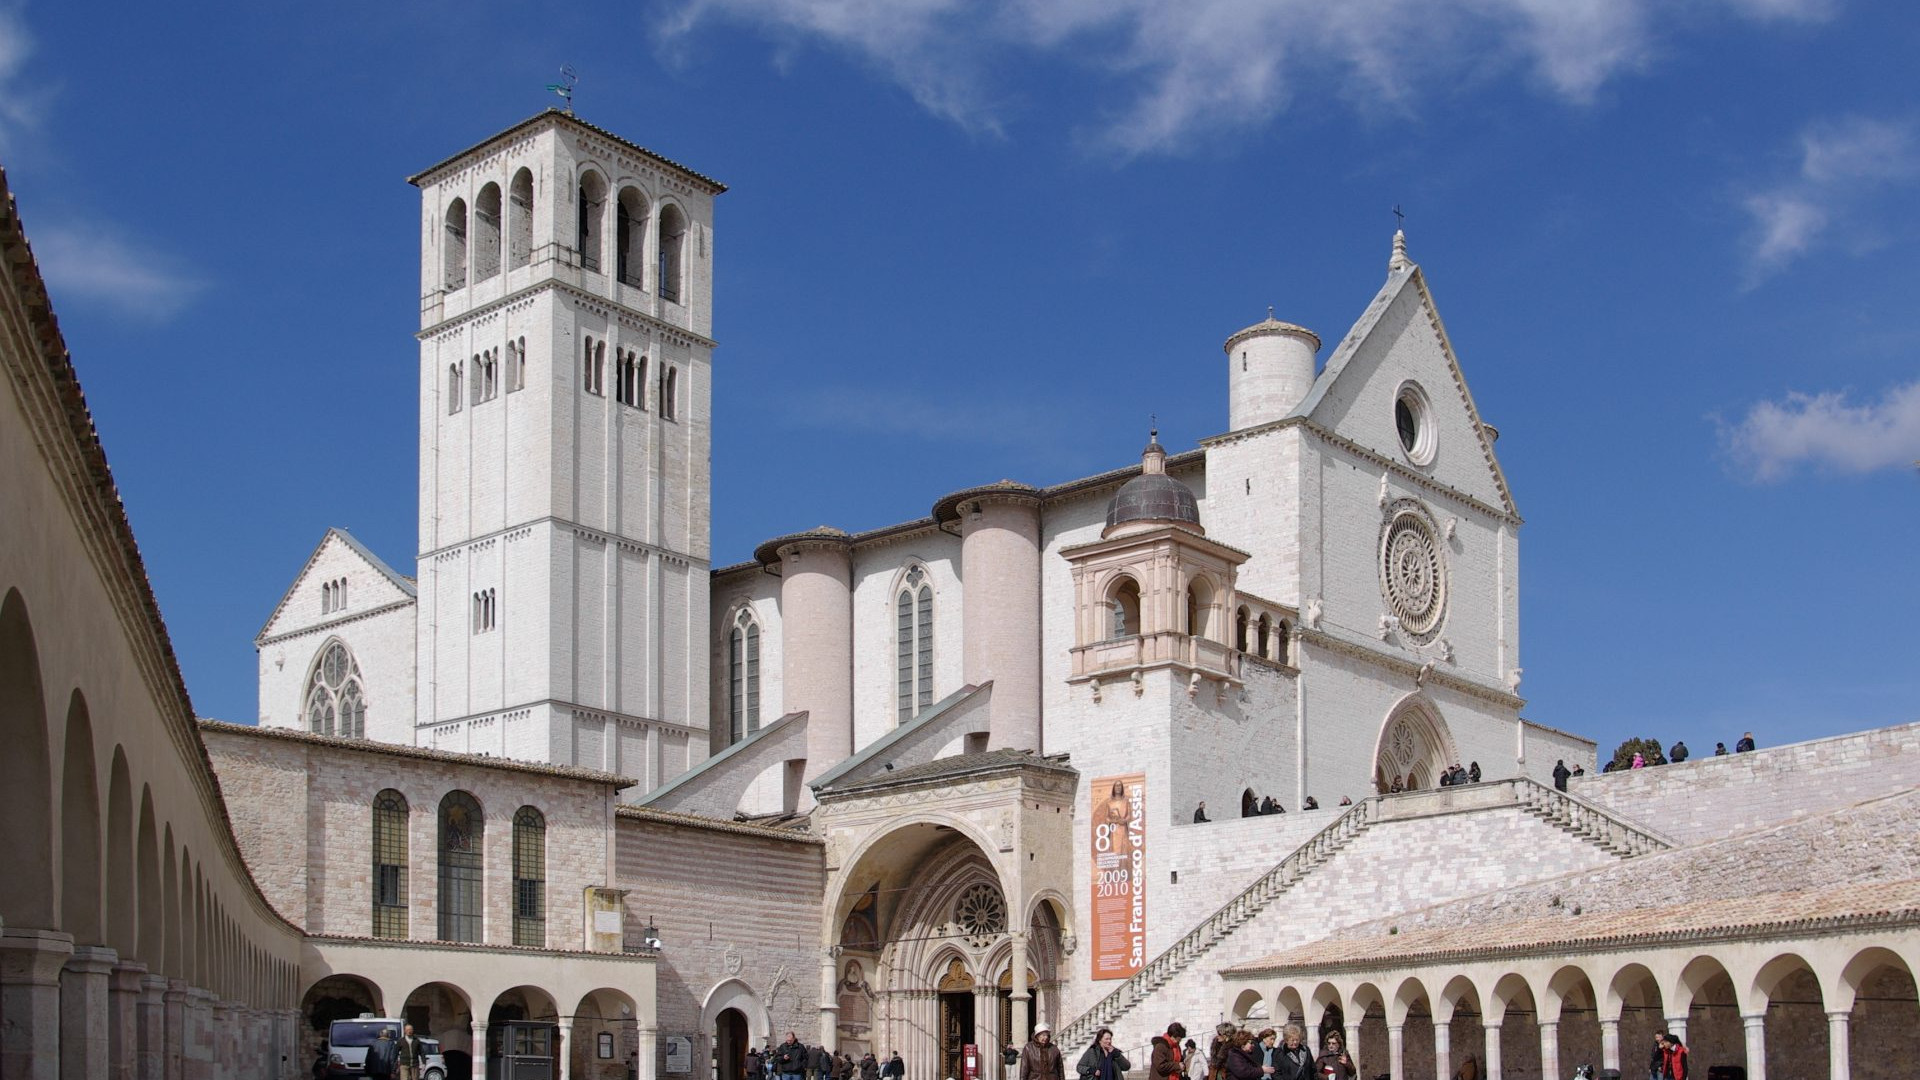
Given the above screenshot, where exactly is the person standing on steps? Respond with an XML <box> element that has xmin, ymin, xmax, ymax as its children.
<box><xmin>1553</xmin><ymin>759</ymin><xmax>1572</xmax><ymax>791</ymax></box>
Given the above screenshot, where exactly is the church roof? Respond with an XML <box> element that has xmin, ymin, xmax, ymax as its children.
<box><xmin>1286</xmin><ymin>240</ymin><xmax>1518</xmax><ymax>517</ymax></box>
<box><xmin>255</xmin><ymin>527</ymin><xmax>416</xmax><ymax>645</ymax></box>
<box><xmin>1223</xmin><ymin>312</ymin><xmax>1321</xmax><ymax>354</ymax></box>
<box><xmin>199</xmin><ymin>719</ymin><xmax>638</xmax><ymax>787</ymax></box>
<box><xmin>1106</xmin><ymin>470</ymin><xmax>1201</xmax><ymax>531</ymax></box>
<box><xmin>817</xmin><ymin>747</ymin><xmax>1074</xmax><ymax>796</ymax></box>
<box><xmin>407</xmin><ymin>109</ymin><xmax>728</xmax><ymax>193</ymax></box>
<box><xmin>1224</xmin><ymin>879</ymin><xmax>1920</xmax><ymax>977</ymax></box>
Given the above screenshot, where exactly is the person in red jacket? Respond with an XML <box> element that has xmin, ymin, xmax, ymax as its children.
<box><xmin>1658</xmin><ymin>1032</ymin><xmax>1690</xmax><ymax>1080</ymax></box>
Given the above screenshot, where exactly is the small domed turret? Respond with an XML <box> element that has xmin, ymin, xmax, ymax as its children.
<box><xmin>1105</xmin><ymin>433</ymin><xmax>1201</xmax><ymax>535</ymax></box>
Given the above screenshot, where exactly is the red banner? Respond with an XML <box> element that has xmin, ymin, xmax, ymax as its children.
<box><xmin>1090</xmin><ymin>773</ymin><xmax>1146</xmax><ymax>979</ymax></box>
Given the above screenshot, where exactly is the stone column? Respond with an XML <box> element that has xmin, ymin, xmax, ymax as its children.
<box><xmin>1537</xmin><ymin>1020</ymin><xmax>1558</xmax><ymax>1080</ymax></box>
<box><xmin>108</xmin><ymin>961</ymin><xmax>147</xmax><ymax>1080</ymax></box>
<box><xmin>1827</xmin><ymin>1010</ymin><xmax>1851</xmax><ymax>1080</ymax></box>
<box><xmin>638</xmin><ymin>1025</ymin><xmax>660</xmax><ymax>1080</ymax></box>
<box><xmin>1008</xmin><ymin>934</ymin><xmax>1031</xmax><ymax>1051</ymax></box>
<box><xmin>773</xmin><ymin>531</ymin><xmax>854</xmax><ymax>797</ymax></box>
<box><xmin>163</xmin><ymin>979</ymin><xmax>188</xmax><ymax>1080</ymax></box>
<box><xmin>62</xmin><ymin>944</ymin><xmax>120</xmax><ymax>1080</ymax></box>
<box><xmin>1742</xmin><ymin>1014</ymin><xmax>1768</xmax><ymax>1080</ymax></box>
<box><xmin>1598</xmin><ymin>1018</ymin><xmax>1620</xmax><ymax>1074</ymax></box>
<box><xmin>954</xmin><ymin>487</ymin><xmax>1043</xmax><ymax>752</ymax></box>
<box><xmin>138</xmin><ymin>974</ymin><xmax>167</xmax><ymax>1080</ymax></box>
<box><xmin>1664</xmin><ymin>1015</ymin><xmax>1687</xmax><ymax>1047</ymax></box>
<box><xmin>472</xmin><ymin>1021</ymin><xmax>489</xmax><ymax>1080</ymax></box>
<box><xmin>821</xmin><ymin>955</ymin><xmax>842</xmax><ymax>1052</ymax></box>
<box><xmin>0</xmin><ymin>927</ymin><xmax>76</xmax><ymax>1080</ymax></box>
<box><xmin>1386</xmin><ymin>1024</ymin><xmax>1404</xmax><ymax>1080</ymax></box>
<box><xmin>1481</xmin><ymin>1023</ymin><xmax>1501</xmax><ymax>1080</ymax></box>
<box><xmin>185</xmin><ymin>987</ymin><xmax>216</xmax><ymax>1080</ymax></box>
<box><xmin>972</xmin><ymin>985</ymin><xmax>1000</xmax><ymax>1075</ymax></box>
<box><xmin>1431</xmin><ymin>1020</ymin><xmax>1449</xmax><ymax>1080</ymax></box>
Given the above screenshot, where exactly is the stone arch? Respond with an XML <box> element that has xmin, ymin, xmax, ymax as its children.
<box><xmin>488</xmin><ymin>984</ymin><xmax>560</xmax><ymax>1024</ymax></box>
<box><xmin>1275</xmin><ymin>985</ymin><xmax>1307</xmax><ymax>1028</ymax></box>
<box><xmin>302</xmin><ymin>974</ymin><xmax>385</xmax><ymax>1060</ymax></box>
<box><xmin>0</xmin><ymin>588</ymin><xmax>55</xmax><ymax>927</ymax></box>
<box><xmin>574</xmin><ymin>986</ymin><xmax>642</xmax><ymax>1080</ymax></box>
<box><xmin>1545</xmin><ymin>964</ymin><xmax>1602</xmax><ymax>1076</ymax></box>
<box><xmin>1752</xmin><ymin>951</ymin><xmax>1828</xmax><ymax>1080</ymax></box>
<box><xmin>1489</xmin><ymin>972</ymin><xmax>1540</xmax><ymax>1079</ymax></box>
<box><xmin>1309</xmin><ymin>981</ymin><xmax>1345</xmax><ymax>1047</ymax></box>
<box><xmin>1840</xmin><ymin>947</ymin><xmax>1918</xmax><ymax>1080</ymax></box>
<box><xmin>1390</xmin><ymin>976</ymin><xmax>1435</xmax><ymax>1080</ymax></box>
<box><xmin>702</xmin><ymin>979</ymin><xmax>771</xmax><ymax>1054</ymax></box>
<box><xmin>1347</xmin><ymin>981</ymin><xmax>1388</xmax><ymax>1073</ymax></box>
<box><xmin>1436</xmin><ymin>974</ymin><xmax>1485</xmax><ymax>1077</ymax></box>
<box><xmin>1230</xmin><ymin>988</ymin><xmax>1265</xmax><ymax>1023</ymax></box>
<box><xmin>825</xmin><ymin>813</ymin><xmax>1007</xmax><ymax>938</ymax></box>
<box><xmin>60</xmin><ymin>690</ymin><xmax>104</xmax><ymax>943</ymax></box>
<box><xmin>1373</xmin><ymin>692</ymin><xmax>1457</xmax><ymax>795</ymax></box>
<box><xmin>106</xmin><ymin>744</ymin><xmax>137</xmax><ymax>958</ymax></box>
<box><xmin>1183</xmin><ymin>573</ymin><xmax>1218</xmax><ymax>640</ymax></box>
<box><xmin>1673</xmin><ymin>954</ymin><xmax>1740</xmax><ymax>1069</ymax></box>
<box><xmin>1102</xmin><ymin>572</ymin><xmax>1143</xmax><ymax>638</ymax></box>
<box><xmin>136</xmin><ymin>786</ymin><xmax>162</xmax><ymax>967</ymax></box>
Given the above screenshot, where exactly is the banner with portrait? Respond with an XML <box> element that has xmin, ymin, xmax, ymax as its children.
<box><xmin>1089</xmin><ymin>773</ymin><xmax>1146</xmax><ymax>979</ymax></box>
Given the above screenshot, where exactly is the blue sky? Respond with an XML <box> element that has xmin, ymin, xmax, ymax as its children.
<box><xmin>6</xmin><ymin>0</ymin><xmax>1917</xmax><ymax>758</ymax></box>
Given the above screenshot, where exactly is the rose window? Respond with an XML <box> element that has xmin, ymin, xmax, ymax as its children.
<box><xmin>954</xmin><ymin>884</ymin><xmax>1006</xmax><ymax>948</ymax></box>
<box><xmin>1380</xmin><ymin>505</ymin><xmax>1446</xmax><ymax>638</ymax></box>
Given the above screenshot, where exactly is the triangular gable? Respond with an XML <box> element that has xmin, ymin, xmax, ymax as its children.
<box><xmin>256</xmin><ymin>528</ymin><xmax>417</xmax><ymax>643</ymax></box>
<box><xmin>1291</xmin><ymin>259</ymin><xmax>1517</xmax><ymax>517</ymax></box>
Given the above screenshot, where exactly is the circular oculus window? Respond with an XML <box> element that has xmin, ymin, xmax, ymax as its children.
<box><xmin>1394</xmin><ymin>383</ymin><xmax>1436</xmax><ymax>465</ymax></box>
<box><xmin>1380</xmin><ymin>504</ymin><xmax>1447</xmax><ymax>638</ymax></box>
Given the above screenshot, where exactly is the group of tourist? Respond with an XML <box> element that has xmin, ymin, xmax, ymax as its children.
<box><xmin>1193</xmin><ymin>795</ymin><xmax>1326</xmax><ymax>823</ymax></box>
<box><xmin>754</xmin><ymin>1034</ymin><xmax>903</xmax><ymax>1080</ymax></box>
<box><xmin>1604</xmin><ymin>731</ymin><xmax>1758</xmax><ymax>774</ymax></box>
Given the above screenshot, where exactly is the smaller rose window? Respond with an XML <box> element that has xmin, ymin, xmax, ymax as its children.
<box><xmin>954</xmin><ymin>883</ymin><xmax>1006</xmax><ymax>948</ymax></box>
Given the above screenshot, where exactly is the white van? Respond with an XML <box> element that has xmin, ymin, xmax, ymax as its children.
<box><xmin>326</xmin><ymin>1016</ymin><xmax>406</xmax><ymax>1077</ymax></box>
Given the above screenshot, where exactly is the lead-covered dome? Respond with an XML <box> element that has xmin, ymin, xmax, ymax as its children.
<box><xmin>1105</xmin><ymin>435</ymin><xmax>1201</xmax><ymax>533</ymax></box>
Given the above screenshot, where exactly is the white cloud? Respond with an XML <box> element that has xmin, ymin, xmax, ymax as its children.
<box><xmin>660</xmin><ymin>0</ymin><xmax>1826</xmax><ymax>154</ymax></box>
<box><xmin>1742</xmin><ymin>116</ymin><xmax>1919</xmax><ymax>281</ymax></box>
<box><xmin>0</xmin><ymin>6</ymin><xmax>41</xmax><ymax>150</ymax></box>
<box><xmin>1723</xmin><ymin>381</ymin><xmax>1920</xmax><ymax>481</ymax></box>
<box><xmin>33</xmin><ymin>223</ymin><xmax>207</xmax><ymax>320</ymax></box>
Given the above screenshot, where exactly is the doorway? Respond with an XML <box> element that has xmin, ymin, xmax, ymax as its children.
<box><xmin>716</xmin><ymin>1008</ymin><xmax>748</xmax><ymax>1080</ymax></box>
<box><xmin>939</xmin><ymin>992</ymin><xmax>974</xmax><ymax>1079</ymax></box>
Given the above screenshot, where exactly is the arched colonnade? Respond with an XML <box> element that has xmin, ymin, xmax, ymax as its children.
<box><xmin>1222</xmin><ymin>931</ymin><xmax>1920</xmax><ymax>1080</ymax></box>
<box><xmin>298</xmin><ymin>965</ymin><xmax>655</xmax><ymax>1080</ymax></box>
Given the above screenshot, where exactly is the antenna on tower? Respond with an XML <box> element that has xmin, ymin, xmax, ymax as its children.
<box><xmin>547</xmin><ymin>65</ymin><xmax>579</xmax><ymax>114</ymax></box>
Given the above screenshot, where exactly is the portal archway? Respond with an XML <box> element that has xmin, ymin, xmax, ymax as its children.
<box><xmin>1374</xmin><ymin>694</ymin><xmax>1456</xmax><ymax>794</ymax></box>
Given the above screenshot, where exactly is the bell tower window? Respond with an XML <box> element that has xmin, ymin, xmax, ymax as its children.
<box><xmin>507</xmin><ymin>168</ymin><xmax>534</xmax><ymax>270</ymax></box>
<box><xmin>443</xmin><ymin>197</ymin><xmax>468</xmax><ymax>291</ymax></box>
<box><xmin>577</xmin><ymin>170</ymin><xmax>607</xmax><ymax>273</ymax></box>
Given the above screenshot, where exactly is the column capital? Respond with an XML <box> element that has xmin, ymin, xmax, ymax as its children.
<box><xmin>0</xmin><ymin>927</ymin><xmax>76</xmax><ymax>986</ymax></box>
<box><xmin>1741</xmin><ymin>1013</ymin><xmax>1768</xmax><ymax>1028</ymax></box>
<box><xmin>1827</xmin><ymin>1009</ymin><xmax>1853</xmax><ymax>1021</ymax></box>
<box><xmin>66</xmin><ymin>943</ymin><xmax>120</xmax><ymax>975</ymax></box>
<box><xmin>109</xmin><ymin>960</ymin><xmax>150</xmax><ymax>993</ymax></box>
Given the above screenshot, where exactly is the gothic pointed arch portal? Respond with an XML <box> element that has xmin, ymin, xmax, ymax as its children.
<box><xmin>825</xmin><ymin>821</ymin><xmax>1061</xmax><ymax>1080</ymax></box>
<box><xmin>1374</xmin><ymin>695</ymin><xmax>1457</xmax><ymax>793</ymax></box>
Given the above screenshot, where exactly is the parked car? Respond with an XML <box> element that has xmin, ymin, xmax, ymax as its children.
<box><xmin>417</xmin><ymin>1037</ymin><xmax>447</xmax><ymax>1080</ymax></box>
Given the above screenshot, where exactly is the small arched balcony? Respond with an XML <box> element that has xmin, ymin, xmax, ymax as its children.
<box><xmin>576</xmin><ymin>170</ymin><xmax>608</xmax><ymax>273</ymax></box>
<box><xmin>443</xmin><ymin>197</ymin><xmax>468</xmax><ymax>291</ymax></box>
<box><xmin>657</xmin><ymin>203</ymin><xmax>687</xmax><ymax>303</ymax></box>
<box><xmin>507</xmin><ymin>168</ymin><xmax>534</xmax><ymax>269</ymax></box>
<box><xmin>615</xmin><ymin>187</ymin><xmax>648</xmax><ymax>288</ymax></box>
<box><xmin>1106</xmin><ymin>577</ymin><xmax>1142</xmax><ymax>640</ymax></box>
<box><xmin>473</xmin><ymin>182</ymin><xmax>502</xmax><ymax>281</ymax></box>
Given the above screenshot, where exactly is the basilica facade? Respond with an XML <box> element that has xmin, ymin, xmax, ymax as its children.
<box><xmin>3</xmin><ymin>111</ymin><xmax>1917</xmax><ymax>1080</ymax></box>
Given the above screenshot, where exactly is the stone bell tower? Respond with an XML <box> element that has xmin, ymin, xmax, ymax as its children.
<box><xmin>406</xmin><ymin>110</ymin><xmax>724</xmax><ymax>790</ymax></box>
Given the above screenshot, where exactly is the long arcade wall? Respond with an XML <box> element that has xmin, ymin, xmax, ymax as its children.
<box><xmin>0</xmin><ymin>169</ymin><xmax>306</xmax><ymax>1080</ymax></box>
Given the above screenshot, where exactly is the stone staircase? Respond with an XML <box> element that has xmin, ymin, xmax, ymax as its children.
<box><xmin>1510</xmin><ymin>777</ymin><xmax>1672</xmax><ymax>857</ymax></box>
<box><xmin>1056</xmin><ymin>798</ymin><xmax>1382</xmax><ymax>1049</ymax></box>
<box><xmin>1057</xmin><ymin>779</ymin><xmax>1670</xmax><ymax>1048</ymax></box>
